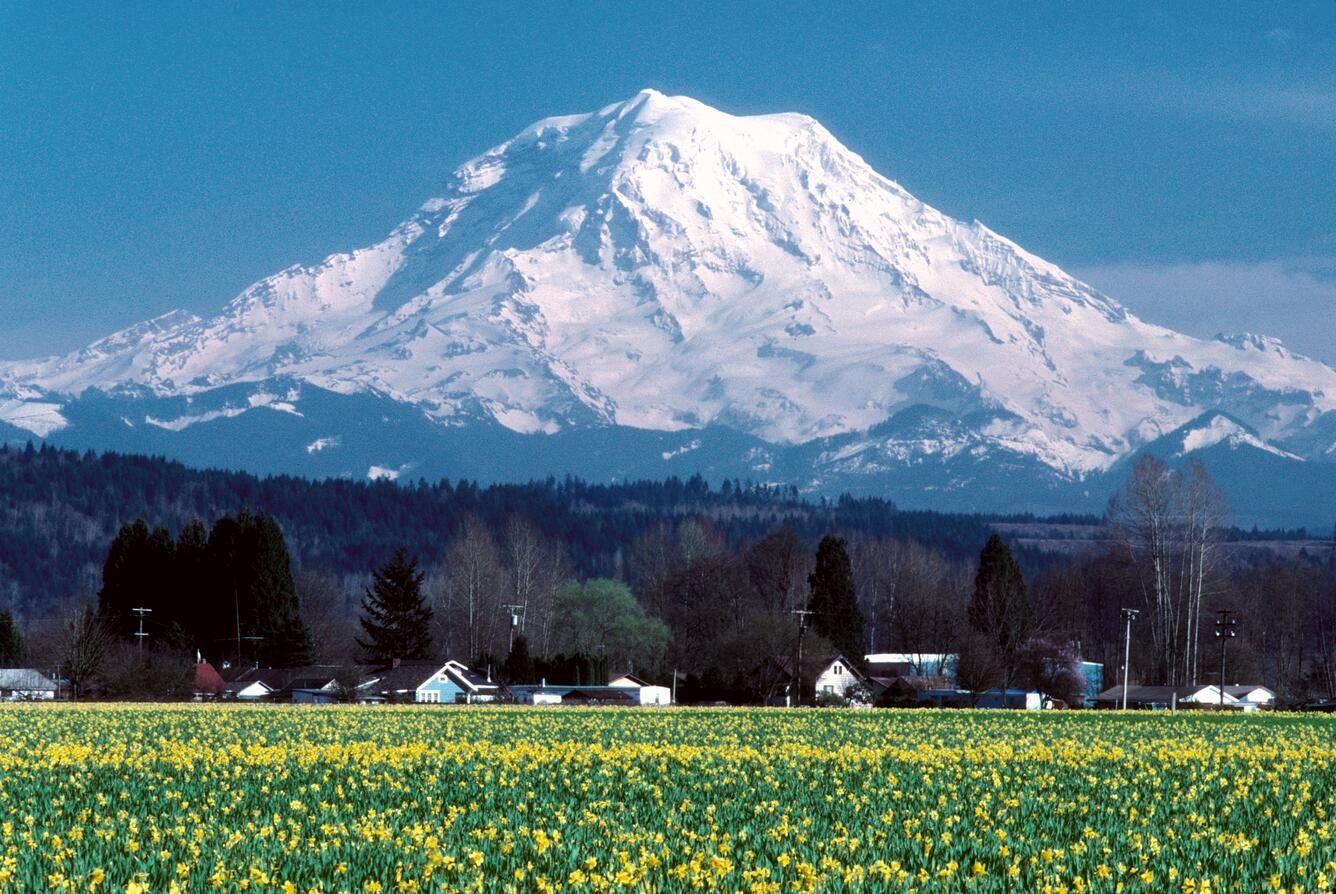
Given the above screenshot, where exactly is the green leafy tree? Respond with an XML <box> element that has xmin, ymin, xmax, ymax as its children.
<box><xmin>549</xmin><ymin>579</ymin><xmax>668</xmax><ymax>673</ymax></box>
<box><xmin>357</xmin><ymin>548</ymin><xmax>433</xmax><ymax>663</ymax></box>
<box><xmin>806</xmin><ymin>536</ymin><xmax>866</xmax><ymax>667</ymax></box>
<box><xmin>968</xmin><ymin>533</ymin><xmax>1033</xmax><ymax>691</ymax></box>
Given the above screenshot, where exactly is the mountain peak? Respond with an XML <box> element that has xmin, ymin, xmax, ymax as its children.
<box><xmin>3</xmin><ymin>91</ymin><xmax>1335</xmax><ymax>497</ymax></box>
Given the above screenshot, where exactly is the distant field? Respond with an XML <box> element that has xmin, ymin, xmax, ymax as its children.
<box><xmin>0</xmin><ymin>706</ymin><xmax>1329</xmax><ymax>893</ymax></box>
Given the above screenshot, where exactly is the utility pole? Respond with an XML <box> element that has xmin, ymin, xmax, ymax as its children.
<box><xmin>1215</xmin><ymin>609</ymin><xmax>1238</xmax><ymax>709</ymax></box>
<box><xmin>501</xmin><ymin>603</ymin><xmax>526</xmax><ymax>654</ymax></box>
<box><xmin>1119</xmin><ymin>608</ymin><xmax>1139</xmax><ymax>710</ymax></box>
<box><xmin>791</xmin><ymin>608</ymin><xmax>814</xmax><ymax>707</ymax></box>
<box><xmin>234</xmin><ymin>581</ymin><xmax>242</xmax><ymax>668</ymax></box>
<box><xmin>132</xmin><ymin>607</ymin><xmax>152</xmax><ymax>655</ymax></box>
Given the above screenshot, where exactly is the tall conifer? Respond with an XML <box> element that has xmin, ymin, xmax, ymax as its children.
<box><xmin>358</xmin><ymin>548</ymin><xmax>433</xmax><ymax>663</ymax></box>
<box><xmin>806</xmin><ymin>535</ymin><xmax>866</xmax><ymax>666</ymax></box>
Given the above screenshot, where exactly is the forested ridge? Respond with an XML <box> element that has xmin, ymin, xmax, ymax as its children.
<box><xmin>0</xmin><ymin>441</ymin><xmax>991</xmax><ymax>615</ymax></box>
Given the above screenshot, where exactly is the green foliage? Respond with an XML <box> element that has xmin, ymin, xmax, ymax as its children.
<box><xmin>357</xmin><ymin>548</ymin><xmax>433</xmax><ymax>663</ymax></box>
<box><xmin>806</xmin><ymin>535</ymin><xmax>866</xmax><ymax>666</ymax></box>
<box><xmin>549</xmin><ymin>579</ymin><xmax>669</xmax><ymax>672</ymax></box>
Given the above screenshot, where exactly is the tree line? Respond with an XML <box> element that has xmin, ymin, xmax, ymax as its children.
<box><xmin>1</xmin><ymin>445</ymin><xmax>1333</xmax><ymax>704</ymax></box>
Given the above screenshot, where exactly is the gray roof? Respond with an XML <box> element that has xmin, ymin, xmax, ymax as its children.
<box><xmin>0</xmin><ymin>669</ymin><xmax>58</xmax><ymax>690</ymax></box>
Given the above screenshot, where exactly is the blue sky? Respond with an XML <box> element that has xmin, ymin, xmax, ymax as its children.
<box><xmin>3</xmin><ymin>2</ymin><xmax>1334</xmax><ymax>362</ymax></box>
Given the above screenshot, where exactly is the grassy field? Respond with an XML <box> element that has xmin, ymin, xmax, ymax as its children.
<box><xmin>0</xmin><ymin>706</ymin><xmax>1330</xmax><ymax>893</ymax></box>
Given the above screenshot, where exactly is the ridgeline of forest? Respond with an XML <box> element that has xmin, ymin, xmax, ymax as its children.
<box><xmin>0</xmin><ymin>441</ymin><xmax>995</xmax><ymax>615</ymax></box>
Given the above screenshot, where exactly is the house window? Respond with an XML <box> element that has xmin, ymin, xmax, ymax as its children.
<box><xmin>822</xmin><ymin>685</ymin><xmax>834</xmax><ymax>694</ymax></box>
<box><xmin>834</xmin><ymin>665</ymin><xmax>842</xmax><ymax>675</ymax></box>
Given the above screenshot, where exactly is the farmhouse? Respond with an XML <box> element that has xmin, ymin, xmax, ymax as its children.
<box><xmin>362</xmin><ymin>659</ymin><xmax>501</xmax><ymax>704</ymax></box>
<box><xmin>0</xmin><ymin>668</ymin><xmax>58</xmax><ymax>701</ymax></box>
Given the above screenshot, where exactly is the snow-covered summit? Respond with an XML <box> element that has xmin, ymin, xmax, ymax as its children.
<box><xmin>3</xmin><ymin>90</ymin><xmax>1336</xmax><ymax>477</ymax></box>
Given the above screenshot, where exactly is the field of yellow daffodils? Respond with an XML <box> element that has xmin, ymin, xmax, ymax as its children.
<box><xmin>0</xmin><ymin>705</ymin><xmax>1330</xmax><ymax>893</ymax></box>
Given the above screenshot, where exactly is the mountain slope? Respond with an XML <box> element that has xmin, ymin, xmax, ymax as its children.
<box><xmin>3</xmin><ymin>90</ymin><xmax>1334</xmax><ymax>523</ymax></box>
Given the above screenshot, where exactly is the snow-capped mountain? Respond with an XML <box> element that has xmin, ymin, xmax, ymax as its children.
<box><xmin>3</xmin><ymin>90</ymin><xmax>1335</xmax><ymax>525</ymax></box>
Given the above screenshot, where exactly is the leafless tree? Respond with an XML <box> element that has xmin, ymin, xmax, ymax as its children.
<box><xmin>503</xmin><ymin>516</ymin><xmax>570</xmax><ymax>656</ymax></box>
<box><xmin>1109</xmin><ymin>456</ymin><xmax>1229</xmax><ymax>685</ymax></box>
<box><xmin>59</xmin><ymin>604</ymin><xmax>113</xmax><ymax>699</ymax></box>
<box><xmin>435</xmin><ymin>517</ymin><xmax>508</xmax><ymax>660</ymax></box>
<box><xmin>297</xmin><ymin>569</ymin><xmax>357</xmax><ymax>663</ymax></box>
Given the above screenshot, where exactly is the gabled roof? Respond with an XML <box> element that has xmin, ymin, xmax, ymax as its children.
<box><xmin>444</xmin><ymin>660</ymin><xmax>499</xmax><ymax>692</ymax></box>
<box><xmin>193</xmin><ymin>661</ymin><xmax>226</xmax><ymax>694</ymax></box>
<box><xmin>609</xmin><ymin>672</ymin><xmax>653</xmax><ymax>687</ymax></box>
<box><xmin>364</xmin><ymin>660</ymin><xmax>445</xmax><ymax>693</ymax></box>
<box><xmin>1222</xmin><ymin>685</ymin><xmax>1274</xmax><ymax>698</ymax></box>
<box><xmin>226</xmin><ymin>665</ymin><xmax>343</xmax><ymax>691</ymax></box>
<box><xmin>0</xmin><ymin>668</ymin><xmax>57</xmax><ymax>690</ymax></box>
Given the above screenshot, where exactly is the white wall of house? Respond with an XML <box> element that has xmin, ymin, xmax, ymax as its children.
<box><xmin>0</xmin><ymin>688</ymin><xmax>54</xmax><ymax>701</ymax></box>
<box><xmin>814</xmin><ymin>659</ymin><xmax>863</xmax><ymax>700</ymax></box>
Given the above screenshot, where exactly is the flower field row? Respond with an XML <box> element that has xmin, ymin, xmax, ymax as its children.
<box><xmin>0</xmin><ymin>705</ymin><xmax>1331</xmax><ymax>892</ymax></box>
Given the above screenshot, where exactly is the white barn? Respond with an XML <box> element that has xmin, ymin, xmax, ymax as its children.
<box><xmin>608</xmin><ymin>673</ymin><xmax>672</xmax><ymax>706</ymax></box>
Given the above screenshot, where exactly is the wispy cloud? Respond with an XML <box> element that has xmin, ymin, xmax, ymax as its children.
<box><xmin>1074</xmin><ymin>257</ymin><xmax>1336</xmax><ymax>366</ymax></box>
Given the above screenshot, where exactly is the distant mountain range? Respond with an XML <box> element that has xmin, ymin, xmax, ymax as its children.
<box><xmin>3</xmin><ymin>90</ymin><xmax>1334</xmax><ymax>528</ymax></box>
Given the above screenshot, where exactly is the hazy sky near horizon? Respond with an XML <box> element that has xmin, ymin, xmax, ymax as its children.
<box><xmin>3</xmin><ymin>3</ymin><xmax>1335</xmax><ymax>363</ymax></box>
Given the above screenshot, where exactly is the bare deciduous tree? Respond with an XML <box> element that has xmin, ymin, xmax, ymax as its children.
<box><xmin>1109</xmin><ymin>456</ymin><xmax>1229</xmax><ymax>685</ymax></box>
<box><xmin>59</xmin><ymin>604</ymin><xmax>112</xmax><ymax>699</ymax></box>
<box><xmin>435</xmin><ymin>518</ymin><xmax>507</xmax><ymax>661</ymax></box>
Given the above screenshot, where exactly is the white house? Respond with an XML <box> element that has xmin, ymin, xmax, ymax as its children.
<box><xmin>609</xmin><ymin>673</ymin><xmax>672</xmax><ymax>706</ymax></box>
<box><xmin>0</xmin><ymin>668</ymin><xmax>57</xmax><ymax>701</ymax></box>
<box><xmin>813</xmin><ymin>656</ymin><xmax>872</xmax><ymax>705</ymax></box>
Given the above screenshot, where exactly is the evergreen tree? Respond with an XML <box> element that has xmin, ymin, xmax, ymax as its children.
<box><xmin>204</xmin><ymin>511</ymin><xmax>311</xmax><ymax>667</ymax></box>
<box><xmin>502</xmin><ymin>634</ymin><xmax>535</xmax><ymax>684</ymax></box>
<box><xmin>0</xmin><ymin>611</ymin><xmax>24</xmax><ymax>665</ymax></box>
<box><xmin>357</xmin><ymin>548</ymin><xmax>433</xmax><ymax>663</ymax></box>
<box><xmin>174</xmin><ymin>519</ymin><xmax>210</xmax><ymax>642</ymax></box>
<box><xmin>806</xmin><ymin>535</ymin><xmax>866</xmax><ymax>666</ymax></box>
<box><xmin>968</xmin><ymin>533</ymin><xmax>1033</xmax><ymax>690</ymax></box>
<box><xmin>98</xmin><ymin>520</ymin><xmax>178</xmax><ymax>643</ymax></box>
